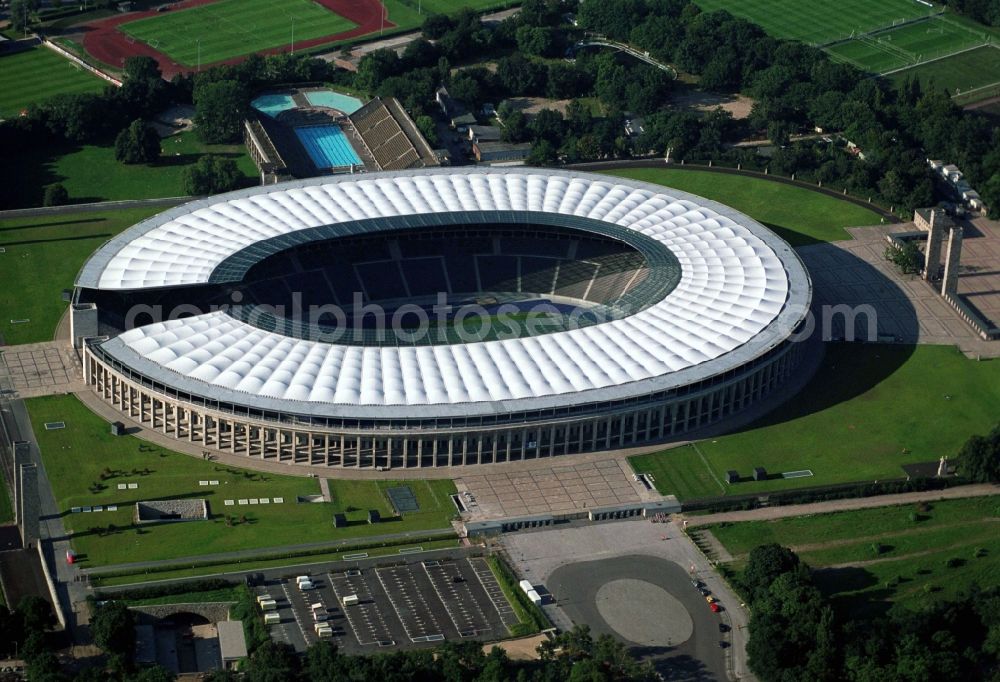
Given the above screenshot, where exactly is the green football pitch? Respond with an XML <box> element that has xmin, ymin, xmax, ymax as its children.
<box><xmin>827</xmin><ymin>16</ymin><xmax>989</xmax><ymax>73</ymax></box>
<box><xmin>692</xmin><ymin>0</ymin><xmax>935</xmax><ymax>45</ymax></box>
<box><xmin>0</xmin><ymin>46</ymin><xmax>106</xmax><ymax>119</ymax></box>
<box><xmin>891</xmin><ymin>44</ymin><xmax>1000</xmax><ymax>95</ymax></box>
<box><xmin>120</xmin><ymin>0</ymin><xmax>356</xmax><ymax>66</ymax></box>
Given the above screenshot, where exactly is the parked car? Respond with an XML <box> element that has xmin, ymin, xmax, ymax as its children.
<box><xmin>710</xmin><ymin>602</ymin><xmax>721</xmax><ymax>613</ymax></box>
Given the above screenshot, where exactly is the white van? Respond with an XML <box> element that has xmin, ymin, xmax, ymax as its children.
<box><xmin>314</xmin><ymin>623</ymin><xmax>333</xmax><ymax>637</ymax></box>
<box><xmin>259</xmin><ymin>599</ymin><xmax>277</xmax><ymax>611</ymax></box>
<box><xmin>263</xmin><ymin>612</ymin><xmax>280</xmax><ymax>625</ymax></box>
<box><xmin>341</xmin><ymin>594</ymin><xmax>360</xmax><ymax>606</ymax></box>
<box><xmin>295</xmin><ymin>575</ymin><xmax>311</xmax><ymax>585</ymax></box>
<box><xmin>256</xmin><ymin>593</ymin><xmax>272</xmax><ymax>604</ymax></box>
<box><xmin>299</xmin><ymin>580</ymin><xmax>316</xmax><ymax>591</ymax></box>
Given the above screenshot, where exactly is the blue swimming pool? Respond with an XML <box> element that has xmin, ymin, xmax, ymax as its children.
<box><xmin>304</xmin><ymin>90</ymin><xmax>364</xmax><ymax>114</ymax></box>
<box><xmin>295</xmin><ymin>125</ymin><xmax>362</xmax><ymax>169</ymax></box>
<box><xmin>251</xmin><ymin>93</ymin><xmax>296</xmax><ymax>118</ymax></box>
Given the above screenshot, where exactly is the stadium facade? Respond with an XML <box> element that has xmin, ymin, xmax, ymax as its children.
<box><xmin>73</xmin><ymin>169</ymin><xmax>812</xmax><ymax>469</ymax></box>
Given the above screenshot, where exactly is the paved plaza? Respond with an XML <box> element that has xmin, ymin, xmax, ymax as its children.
<box><xmin>956</xmin><ymin>218</ymin><xmax>1000</xmax><ymax>334</ymax></box>
<box><xmin>502</xmin><ymin>519</ymin><xmax>753</xmax><ymax>681</ymax></box>
<box><xmin>456</xmin><ymin>458</ymin><xmax>660</xmax><ymax>520</ymax></box>
<box><xmin>798</xmin><ymin>221</ymin><xmax>1000</xmax><ymax>358</ymax></box>
<box><xmin>1</xmin><ymin>341</ymin><xmax>84</xmax><ymax>398</ymax></box>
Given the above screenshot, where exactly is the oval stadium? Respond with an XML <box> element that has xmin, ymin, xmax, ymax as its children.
<box><xmin>71</xmin><ymin>168</ymin><xmax>812</xmax><ymax>469</ymax></box>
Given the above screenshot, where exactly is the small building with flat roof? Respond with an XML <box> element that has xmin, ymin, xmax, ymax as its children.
<box><xmin>217</xmin><ymin>621</ymin><xmax>247</xmax><ymax>669</ymax></box>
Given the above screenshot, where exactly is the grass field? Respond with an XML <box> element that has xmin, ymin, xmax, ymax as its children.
<box><xmin>0</xmin><ymin>131</ymin><xmax>256</xmax><ymax>209</ymax></box>
<box><xmin>0</xmin><ymin>208</ymin><xmax>163</xmax><ymax>345</ymax></box>
<box><xmin>702</xmin><ymin>495</ymin><xmax>1000</xmax><ymax>611</ymax></box>
<box><xmin>827</xmin><ymin>17</ymin><xmax>988</xmax><ymax>73</ymax></box>
<box><xmin>28</xmin><ymin>394</ymin><xmax>457</xmax><ymax>567</ymax></box>
<box><xmin>93</xmin><ymin>538</ymin><xmax>460</xmax><ymax>586</ymax></box>
<box><xmin>0</xmin><ymin>476</ymin><xmax>12</xmax><ymax>525</ymax></box>
<box><xmin>0</xmin><ymin>46</ymin><xmax>107</xmax><ymax>119</ymax></box>
<box><xmin>121</xmin><ymin>0</ymin><xmax>355</xmax><ymax>66</ymax></box>
<box><xmin>889</xmin><ymin>44</ymin><xmax>1000</xmax><ymax>96</ymax></box>
<box><xmin>630</xmin><ymin>344</ymin><xmax>1000</xmax><ymax>500</ymax></box>
<box><xmin>692</xmin><ymin>0</ymin><xmax>934</xmax><ymax>45</ymax></box>
<box><xmin>602</xmin><ymin>169</ymin><xmax>883</xmax><ymax>247</ymax></box>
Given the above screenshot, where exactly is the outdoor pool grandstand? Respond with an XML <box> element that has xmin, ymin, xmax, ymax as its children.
<box><xmin>71</xmin><ymin>169</ymin><xmax>812</xmax><ymax>470</ymax></box>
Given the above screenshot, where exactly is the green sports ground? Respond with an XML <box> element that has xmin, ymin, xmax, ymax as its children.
<box><xmin>0</xmin><ymin>46</ymin><xmax>106</xmax><ymax>119</ymax></box>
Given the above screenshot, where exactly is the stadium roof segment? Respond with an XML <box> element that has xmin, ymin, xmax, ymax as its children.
<box><xmin>78</xmin><ymin>169</ymin><xmax>812</xmax><ymax>418</ymax></box>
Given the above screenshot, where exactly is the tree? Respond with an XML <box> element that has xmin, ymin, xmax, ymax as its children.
<box><xmin>516</xmin><ymin>26</ymin><xmax>555</xmax><ymax>57</ymax></box>
<box><xmin>743</xmin><ymin>543</ymin><xmax>802</xmax><ymax>601</ymax></box>
<box><xmin>193</xmin><ymin>80</ymin><xmax>248</xmax><ymax>143</ymax></box>
<box><xmin>182</xmin><ymin>155</ymin><xmax>242</xmax><ymax>196</ymax></box>
<box><xmin>10</xmin><ymin>0</ymin><xmax>38</xmax><ymax>33</ymax></box>
<box><xmin>884</xmin><ymin>240</ymin><xmax>922</xmax><ymax>275</ymax></box>
<box><xmin>42</xmin><ymin>184</ymin><xmax>69</xmax><ymax>207</ymax></box>
<box><xmin>245</xmin><ymin>641</ymin><xmax>300</xmax><ymax>682</ymax></box>
<box><xmin>91</xmin><ymin>601</ymin><xmax>135</xmax><ymax>658</ymax></box>
<box><xmin>114</xmin><ymin>119</ymin><xmax>161</xmax><ymax>164</ymax></box>
<box><xmin>957</xmin><ymin>425</ymin><xmax>1000</xmax><ymax>482</ymax></box>
<box><xmin>527</xmin><ymin>139</ymin><xmax>557</xmax><ymax>166</ymax></box>
<box><xmin>355</xmin><ymin>49</ymin><xmax>402</xmax><ymax>93</ymax></box>
<box><xmin>415</xmin><ymin>115</ymin><xmax>439</xmax><ymax>147</ymax></box>
<box><xmin>422</xmin><ymin>13</ymin><xmax>455</xmax><ymax>40</ymax></box>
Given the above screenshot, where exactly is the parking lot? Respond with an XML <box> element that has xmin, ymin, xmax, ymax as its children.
<box><xmin>255</xmin><ymin>556</ymin><xmax>515</xmax><ymax>653</ymax></box>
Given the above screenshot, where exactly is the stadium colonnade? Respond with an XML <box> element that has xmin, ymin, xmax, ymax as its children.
<box><xmin>74</xmin><ymin>168</ymin><xmax>813</xmax><ymax>470</ymax></box>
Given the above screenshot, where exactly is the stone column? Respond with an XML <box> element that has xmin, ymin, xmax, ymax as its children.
<box><xmin>12</xmin><ymin>441</ymin><xmax>30</xmax><ymax>525</ymax></box>
<box><xmin>941</xmin><ymin>226</ymin><xmax>964</xmax><ymax>296</ymax></box>
<box><xmin>923</xmin><ymin>210</ymin><xmax>945</xmax><ymax>281</ymax></box>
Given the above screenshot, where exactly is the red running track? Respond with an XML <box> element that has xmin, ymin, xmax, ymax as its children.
<box><xmin>81</xmin><ymin>0</ymin><xmax>395</xmax><ymax>79</ymax></box>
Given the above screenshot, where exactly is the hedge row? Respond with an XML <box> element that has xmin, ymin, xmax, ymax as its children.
<box><xmin>485</xmin><ymin>554</ymin><xmax>549</xmax><ymax>635</ymax></box>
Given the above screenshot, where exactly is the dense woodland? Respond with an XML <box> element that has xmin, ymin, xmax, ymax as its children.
<box><xmin>741</xmin><ymin>544</ymin><xmax>1000</xmax><ymax>682</ymax></box>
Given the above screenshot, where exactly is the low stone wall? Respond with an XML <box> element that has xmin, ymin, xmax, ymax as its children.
<box><xmin>130</xmin><ymin>602</ymin><xmax>235</xmax><ymax>625</ymax></box>
<box><xmin>135</xmin><ymin>499</ymin><xmax>208</xmax><ymax>523</ymax></box>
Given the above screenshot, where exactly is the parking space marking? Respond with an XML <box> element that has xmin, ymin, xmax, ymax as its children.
<box><xmin>375</xmin><ymin>565</ymin><xmax>445</xmax><ymax>642</ymax></box>
<box><xmin>329</xmin><ymin>570</ymin><xmax>395</xmax><ymax>646</ymax></box>
<box><xmin>468</xmin><ymin>557</ymin><xmax>520</xmax><ymax>632</ymax></box>
<box><xmin>422</xmin><ymin>560</ymin><xmax>492</xmax><ymax>638</ymax></box>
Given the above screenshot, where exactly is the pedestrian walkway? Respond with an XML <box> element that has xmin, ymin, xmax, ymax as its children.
<box><xmin>681</xmin><ymin>483</ymin><xmax>1000</xmax><ymax>528</ymax></box>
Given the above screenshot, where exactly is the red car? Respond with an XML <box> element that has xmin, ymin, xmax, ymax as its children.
<box><xmin>710</xmin><ymin>602</ymin><xmax>721</xmax><ymax>613</ymax></box>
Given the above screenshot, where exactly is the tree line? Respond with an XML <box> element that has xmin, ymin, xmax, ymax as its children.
<box><xmin>741</xmin><ymin>543</ymin><xmax>1000</xmax><ymax>682</ymax></box>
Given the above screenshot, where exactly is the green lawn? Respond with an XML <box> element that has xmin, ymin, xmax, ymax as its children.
<box><xmin>0</xmin><ymin>475</ymin><xmax>13</xmax><ymax>525</ymax></box>
<box><xmin>121</xmin><ymin>0</ymin><xmax>355</xmax><ymax>66</ymax></box>
<box><xmin>0</xmin><ymin>46</ymin><xmax>107</xmax><ymax>120</ymax></box>
<box><xmin>692</xmin><ymin>0</ymin><xmax>934</xmax><ymax>45</ymax></box>
<box><xmin>0</xmin><ymin>131</ymin><xmax>257</xmax><ymax>209</ymax></box>
<box><xmin>703</xmin><ymin>495</ymin><xmax>1000</xmax><ymax>611</ymax></box>
<box><xmin>603</xmin><ymin>168</ymin><xmax>883</xmax><ymax>246</ymax></box>
<box><xmin>93</xmin><ymin>539</ymin><xmax>461</xmax><ymax>586</ymax></box>
<box><xmin>631</xmin><ymin>344</ymin><xmax>1000</xmax><ymax>500</ymax></box>
<box><xmin>827</xmin><ymin>16</ymin><xmax>987</xmax><ymax>73</ymax></box>
<box><xmin>889</xmin><ymin>45</ymin><xmax>1000</xmax><ymax>98</ymax></box>
<box><xmin>28</xmin><ymin>394</ymin><xmax>457</xmax><ymax>567</ymax></box>
<box><xmin>0</xmin><ymin>208</ymin><xmax>162</xmax><ymax>345</ymax></box>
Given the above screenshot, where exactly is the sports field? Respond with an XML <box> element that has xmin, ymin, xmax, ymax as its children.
<box><xmin>0</xmin><ymin>46</ymin><xmax>106</xmax><ymax>119</ymax></box>
<box><xmin>602</xmin><ymin>169</ymin><xmax>883</xmax><ymax>247</ymax></box>
<box><xmin>28</xmin><ymin>394</ymin><xmax>457</xmax><ymax>566</ymax></box>
<box><xmin>827</xmin><ymin>17</ymin><xmax>989</xmax><ymax>73</ymax></box>
<box><xmin>702</xmin><ymin>495</ymin><xmax>1000</xmax><ymax>610</ymax></box>
<box><xmin>121</xmin><ymin>0</ymin><xmax>356</xmax><ymax>66</ymax></box>
<box><xmin>692</xmin><ymin>0</ymin><xmax>935</xmax><ymax>45</ymax></box>
<box><xmin>890</xmin><ymin>44</ymin><xmax>1000</xmax><ymax>95</ymax></box>
<box><xmin>630</xmin><ymin>344</ymin><xmax>1000</xmax><ymax>500</ymax></box>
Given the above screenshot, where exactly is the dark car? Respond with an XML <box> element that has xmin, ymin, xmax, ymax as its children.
<box><xmin>718</xmin><ymin>623</ymin><xmax>730</xmax><ymax>633</ymax></box>
<box><xmin>718</xmin><ymin>641</ymin><xmax>729</xmax><ymax>649</ymax></box>
<box><xmin>452</xmin><ymin>575</ymin><xmax>465</xmax><ymax>583</ymax></box>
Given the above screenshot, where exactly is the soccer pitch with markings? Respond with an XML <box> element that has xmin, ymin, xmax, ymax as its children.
<box><xmin>692</xmin><ymin>0</ymin><xmax>935</xmax><ymax>45</ymax></box>
<box><xmin>120</xmin><ymin>0</ymin><xmax>356</xmax><ymax>66</ymax></box>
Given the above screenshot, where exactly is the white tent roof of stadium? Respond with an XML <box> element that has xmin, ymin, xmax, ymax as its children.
<box><xmin>79</xmin><ymin>169</ymin><xmax>811</xmax><ymax>417</ymax></box>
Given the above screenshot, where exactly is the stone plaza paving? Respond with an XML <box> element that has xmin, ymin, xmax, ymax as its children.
<box><xmin>455</xmin><ymin>458</ymin><xmax>658</xmax><ymax>519</ymax></box>
<box><xmin>1</xmin><ymin>341</ymin><xmax>84</xmax><ymax>398</ymax></box>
